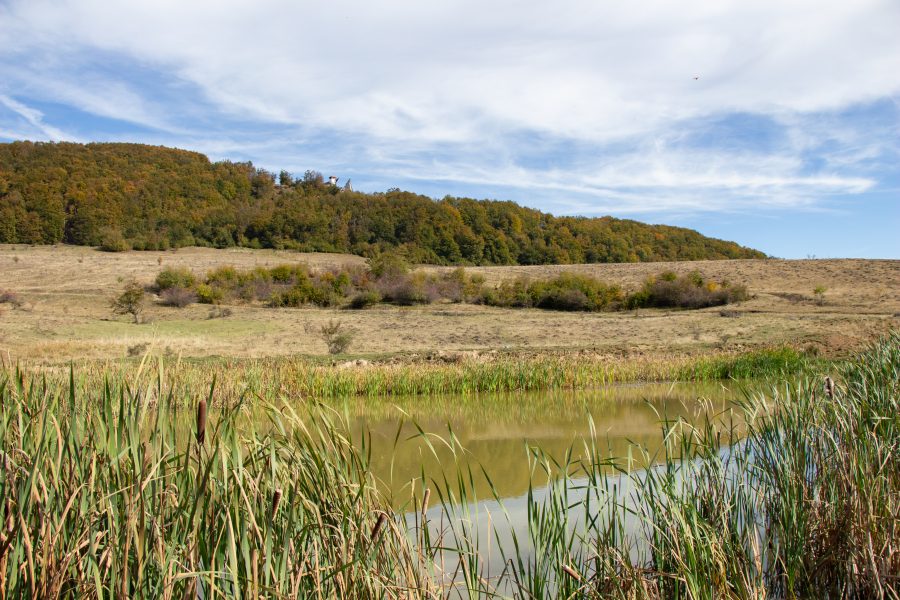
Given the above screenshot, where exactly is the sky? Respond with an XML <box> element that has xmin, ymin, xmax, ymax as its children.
<box><xmin>1</xmin><ymin>0</ymin><xmax>898</xmax><ymax>259</ymax></box>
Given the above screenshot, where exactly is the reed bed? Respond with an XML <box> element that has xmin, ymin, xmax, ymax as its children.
<box><xmin>0</xmin><ymin>370</ymin><xmax>435</xmax><ymax>598</ymax></box>
<box><xmin>18</xmin><ymin>347</ymin><xmax>813</xmax><ymax>408</ymax></box>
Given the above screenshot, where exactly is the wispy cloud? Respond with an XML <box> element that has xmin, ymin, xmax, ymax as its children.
<box><xmin>0</xmin><ymin>0</ymin><xmax>897</xmax><ymax>223</ymax></box>
<box><xmin>0</xmin><ymin>94</ymin><xmax>74</xmax><ymax>141</ymax></box>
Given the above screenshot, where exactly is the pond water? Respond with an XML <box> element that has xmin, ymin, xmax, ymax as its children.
<box><xmin>341</xmin><ymin>380</ymin><xmax>753</xmax><ymax>504</ymax></box>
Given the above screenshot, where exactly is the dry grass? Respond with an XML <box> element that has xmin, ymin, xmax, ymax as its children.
<box><xmin>0</xmin><ymin>244</ymin><xmax>897</xmax><ymax>362</ymax></box>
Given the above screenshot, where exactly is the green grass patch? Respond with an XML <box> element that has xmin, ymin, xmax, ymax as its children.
<box><xmin>68</xmin><ymin>317</ymin><xmax>272</xmax><ymax>339</ymax></box>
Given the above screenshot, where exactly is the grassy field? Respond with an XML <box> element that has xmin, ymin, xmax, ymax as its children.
<box><xmin>0</xmin><ymin>244</ymin><xmax>897</xmax><ymax>363</ymax></box>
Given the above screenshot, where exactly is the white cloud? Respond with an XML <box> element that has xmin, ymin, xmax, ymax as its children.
<box><xmin>0</xmin><ymin>94</ymin><xmax>74</xmax><ymax>141</ymax></box>
<box><xmin>0</xmin><ymin>0</ymin><xmax>898</xmax><ymax>214</ymax></box>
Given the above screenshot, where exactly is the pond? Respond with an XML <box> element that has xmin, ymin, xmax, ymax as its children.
<box><xmin>340</xmin><ymin>380</ymin><xmax>753</xmax><ymax>503</ymax></box>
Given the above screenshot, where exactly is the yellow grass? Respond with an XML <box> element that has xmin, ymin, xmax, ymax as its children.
<box><xmin>1</xmin><ymin>244</ymin><xmax>897</xmax><ymax>363</ymax></box>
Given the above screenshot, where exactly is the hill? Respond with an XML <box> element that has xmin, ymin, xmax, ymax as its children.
<box><xmin>0</xmin><ymin>141</ymin><xmax>765</xmax><ymax>265</ymax></box>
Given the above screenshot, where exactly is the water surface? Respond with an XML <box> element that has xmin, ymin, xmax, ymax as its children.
<box><xmin>339</xmin><ymin>380</ymin><xmax>750</xmax><ymax>503</ymax></box>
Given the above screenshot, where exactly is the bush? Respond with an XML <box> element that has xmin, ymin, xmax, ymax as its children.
<box><xmin>376</xmin><ymin>273</ymin><xmax>433</xmax><ymax>305</ymax></box>
<box><xmin>529</xmin><ymin>273</ymin><xmax>623</xmax><ymax>311</ymax></box>
<box><xmin>627</xmin><ymin>272</ymin><xmax>749</xmax><ymax>309</ymax></box>
<box><xmin>480</xmin><ymin>273</ymin><xmax>623</xmax><ymax>312</ymax></box>
<box><xmin>813</xmin><ymin>285</ymin><xmax>827</xmax><ymax>306</ymax></box>
<box><xmin>368</xmin><ymin>252</ymin><xmax>410</xmax><ymax>278</ymax></box>
<box><xmin>195</xmin><ymin>284</ymin><xmax>224</xmax><ymax>305</ymax></box>
<box><xmin>535</xmin><ymin>288</ymin><xmax>592</xmax><ymax>311</ymax></box>
<box><xmin>206</xmin><ymin>266</ymin><xmax>239</xmax><ymax>286</ymax></box>
<box><xmin>159</xmin><ymin>286</ymin><xmax>197</xmax><ymax>308</ymax></box>
<box><xmin>479</xmin><ymin>278</ymin><xmax>533</xmax><ymax>308</ymax></box>
<box><xmin>319</xmin><ymin>320</ymin><xmax>354</xmax><ymax>354</ymax></box>
<box><xmin>434</xmin><ymin>268</ymin><xmax>485</xmax><ymax>303</ymax></box>
<box><xmin>98</xmin><ymin>231</ymin><xmax>130</xmax><ymax>252</ymax></box>
<box><xmin>270</xmin><ymin>264</ymin><xmax>305</xmax><ymax>283</ymax></box>
<box><xmin>348</xmin><ymin>290</ymin><xmax>382</xmax><ymax>309</ymax></box>
<box><xmin>269</xmin><ymin>279</ymin><xmax>342</xmax><ymax>308</ymax></box>
<box><xmin>155</xmin><ymin>266</ymin><xmax>196</xmax><ymax>291</ymax></box>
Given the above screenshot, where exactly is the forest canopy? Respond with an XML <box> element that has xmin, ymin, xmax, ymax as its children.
<box><xmin>0</xmin><ymin>141</ymin><xmax>766</xmax><ymax>265</ymax></box>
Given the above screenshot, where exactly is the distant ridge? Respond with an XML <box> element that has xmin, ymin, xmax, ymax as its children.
<box><xmin>0</xmin><ymin>141</ymin><xmax>765</xmax><ymax>264</ymax></box>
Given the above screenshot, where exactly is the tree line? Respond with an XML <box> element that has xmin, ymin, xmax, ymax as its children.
<box><xmin>0</xmin><ymin>141</ymin><xmax>766</xmax><ymax>264</ymax></box>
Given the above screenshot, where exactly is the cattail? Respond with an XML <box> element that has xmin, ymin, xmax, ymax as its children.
<box><xmin>370</xmin><ymin>512</ymin><xmax>387</xmax><ymax>543</ymax></box>
<box><xmin>196</xmin><ymin>397</ymin><xmax>207</xmax><ymax>446</ymax></box>
<box><xmin>421</xmin><ymin>488</ymin><xmax>431</xmax><ymax>517</ymax></box>
<box><xmin>824</xmin><ymin>376</ymin><xmax>835</xmax><ymax>399</ymax></box>
<box><xmin>140</xmin><ymin>441</ymin><xmax>151</xmax><ymax>476</ymax></box>
<box><xmin>561</xmin><ymin>564</ymin><xmax>581</xmax><ymax>582</ymax></box>
<box><xmin>271</xmin><ymin>488</ymin><xmax>282</xmax><ymax>518</ymax></box>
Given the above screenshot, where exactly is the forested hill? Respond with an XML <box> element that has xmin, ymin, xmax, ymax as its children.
<box><xmin>0</xmin><ymin>141</ymin><xmax>765</xmax><ymax>264</ymax></box>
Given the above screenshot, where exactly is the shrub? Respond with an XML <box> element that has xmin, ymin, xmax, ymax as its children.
<box><xmin>479</xmin><ymin>278</ymin><xmax>533</xmax><ymax>308</ymax></box>
<box><xmin>376</xmin><ymin>273</ymin><xmax>433</xmax><ymax>305</ymax></box>
<box><xmin>159</xmin><ymin>286</ymin><xmax>197</xmax><ymax>308</ymax></box>
<box><xmin>481</xmin><ymin>273</ymin><xmax>623</xmax><ymax>312</ymax></box>
<box><xmin>813</xmin><ymin>285</ymin><xmax>827</xmax><ymax>306</ymax></box>
<box><xmin>529</xmin><ymin>273</ymin><xmax>623</xmax><ymax>311</ymax></box>
<box><xmin>628</xmin><ymin>272</ymin><xmax>749</xmax><ymax>309</ymax></box>
<box><xmin>269</xmin><ymin>278</ymin><xmax>342</xmax><ymax>308</ymax></box>
<box><xmin>270</xmin><ymin>264</ymin><xmax>304</xmax><ymax>283</ymax></box>
<box><xmin>319</xmin><ymin>320</ymin><xmax>354</xmax><ymax>354</ymax></box>
<box><xmin>155</xmin><ymin>266</ymin><xmax>196</xmax><ymax>291</ymax></box>
<box><xmin>368</xmin><ymin>252</ymin><xmax>410</xmax><ymax>278</ymax></box>
<box><xmin>434</xmin><ymin>268</ymin><xmax>485</xmax><ymax>303</ymax></box>
<box><xmin>348</xmin><ymin>290</ymin><xmax>382</xmax><ymax>309</ymax></box>
<box><xmin>98</xmin><ymin>231</ymin><xmax>130</xmax><ymax>252</ymax></box>
<box><xmin>195</xmin><ymin>284</ymin><xmax>224</xmax><ymax>305</ymax></box>
<box><xmin>535</xmin><ymin>287</ymin><xmax>592</xmax><ymax>311</ymax></box>
<box><xmin>111</xmin><ymin>280</ymin><xmax>145</xmax><ymax>323</ymax></box>
<box><xmin>206</xmin><ymin>265</ymin><xmax>239</xmax><ymax>286</ymax></box>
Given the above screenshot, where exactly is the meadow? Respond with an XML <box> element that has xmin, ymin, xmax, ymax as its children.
<box><xmin>0</xmin><ymin>245</ymin><xmax>897</xmax><ymax>363</ymax></box>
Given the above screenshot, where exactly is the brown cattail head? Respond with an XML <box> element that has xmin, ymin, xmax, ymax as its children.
<box><xmin>196</xmin><ymin>398</ymin><xmax>207</xmax><ymax>446</ymax></box>
<box><xmin>5</xmin><ymin>498</ymin><xmax>12</xmax><ymax>534</ymax></box>
<box><xmin>271</xmin><ymin>488</ymin><xmax>282</xmax><ymax>519</ymax></box>
<box><xmin>140</xmin><ymin>441</ymin><xmax>151</xmax><ymax>475</ymax></box>
<box><xmin>421</xmin><ymin>488</ymin><xmax>431</xmax><ymax>517</ymax></box>
<box><xmin>371</xmin><ymin>512</ymin><xmax>388</xmax><ymax>543</ymax></box>
<box><xmin>561</xmin><ymin>564</ymin><xmax>581</xmax><ymax>582</ymax></box>
<box><xmin>824</xmin><ymin>376</ymin><xmax>835</xmax><ymax>399</ymax></box>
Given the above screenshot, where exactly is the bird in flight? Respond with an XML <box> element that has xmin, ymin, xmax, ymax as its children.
<box><xmin>693</xmin><ymin>75</ymin><xmax>700</xmax><ymax>80</ymax></box>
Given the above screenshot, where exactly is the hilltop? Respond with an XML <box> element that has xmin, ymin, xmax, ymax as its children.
<box><xmin>0</xmin><ymin>141</ymin><xmax>765</xmax><ymax>265</ymax></box>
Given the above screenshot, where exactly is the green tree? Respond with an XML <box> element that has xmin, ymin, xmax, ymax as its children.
<box><xmin>111</xmin><ymin>280</ymin><xmax>146</xmax><ymax>323</ymax></box>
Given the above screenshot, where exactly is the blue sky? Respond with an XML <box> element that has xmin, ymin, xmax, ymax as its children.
<box><xmin>1</xmin><ymin>0</ymin><xmax>898</xmax><ymax>259</ymax></box>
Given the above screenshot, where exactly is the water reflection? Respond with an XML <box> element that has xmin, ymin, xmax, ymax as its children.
<box><xmin>343</xmin><ymin>380</ymin><xmax>749</xmax><ymax>503</ymax></box>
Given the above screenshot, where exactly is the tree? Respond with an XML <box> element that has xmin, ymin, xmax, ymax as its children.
<box><xmin>111</xmin><ymin>280</ymin><xmax>146</xmax><ymax>323</ymax></box>
<box><xmin>278</xmin><ymin>170</ymin><xmax>293</xmax><ymax>186</ymax></box>
<box><xmin>302</xmin><ymin>170</ymin><xmax>324</xmax><ymax>187</ymax></box>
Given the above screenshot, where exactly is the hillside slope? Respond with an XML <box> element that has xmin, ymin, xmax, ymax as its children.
<box><xmin>0</xmin><ymin>141</ymin><xmax>765</xmax><ymax>265</ymax></box>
